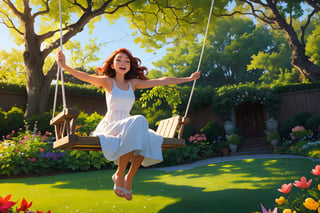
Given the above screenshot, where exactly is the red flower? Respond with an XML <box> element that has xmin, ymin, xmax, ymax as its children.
<box><xmin>278</xmin><ymin>183</ymin><xmax>293</xmax><ymax>194</ymax></box>
<box><xmin>311</xmin><ymin>165</ymin><xmax>320</xmax><ymax>176</ymax></box>
<box><xmin>294</xmin><ymin>176</ymin><xmax>312</xmax><ymax>189</ymax></box>
<box><xmin>17</xmin><ymin>198</ymin><xmax>32</xmax><ymax>211</ymax></box>
<box><xmin>0</xmin><ymin>194</ymin><xmax>17</xmax><ymax>213</ymax></box>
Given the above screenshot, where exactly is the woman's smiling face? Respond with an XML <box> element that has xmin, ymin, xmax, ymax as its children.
<box><xmin>112</xmin><ymin>52</ymin><xmax>131</xmax><ymax>75</ymax></box>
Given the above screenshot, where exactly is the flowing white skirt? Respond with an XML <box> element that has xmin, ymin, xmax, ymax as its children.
<box><xmin>93</xmin><ymin>114</ymin><xmax>163</xmax><ymax>167</ymax></box>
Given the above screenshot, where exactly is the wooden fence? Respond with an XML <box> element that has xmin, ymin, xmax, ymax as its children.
<box><xmin>277</xmin><ymin>88</ymin><xmax>320</xmax><ymax>122</ymax></box>
<box><xmin>0</xmin><ymin>90</ymin><xmax>106</xmax><ymax>115</ymax></box>
<box><xmin>1</xmin><ymin>88</ymin><xmax>320</xmax><ymax>131</ymax></box>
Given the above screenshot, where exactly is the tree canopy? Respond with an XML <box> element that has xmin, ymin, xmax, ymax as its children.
<box><xmin>152</xmin><ymin>16</ymin><xmax>293</xmax><ymax>87</ymax></box>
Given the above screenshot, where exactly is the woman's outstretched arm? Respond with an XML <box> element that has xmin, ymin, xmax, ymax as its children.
<box><xmin>56</xmin><ymin>50</ymin><xmax>110</xmax><ymax>89</ymax></box>
<box><xmin>130</xmin><ymin>71</ymin><xmax>201</xmax><ymax>90</ymax></box>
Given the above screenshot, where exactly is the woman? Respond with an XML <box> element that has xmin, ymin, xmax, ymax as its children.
<box><xmin>56</xmin><ymin>48</ymin><xmax>200</xmax><ymax>200</ymax></box>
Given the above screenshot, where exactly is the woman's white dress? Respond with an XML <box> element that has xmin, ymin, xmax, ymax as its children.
<box><xmin>92</xmin><ymin>79</ymin><xmax>163</xmax><ymax>167</ymax></box>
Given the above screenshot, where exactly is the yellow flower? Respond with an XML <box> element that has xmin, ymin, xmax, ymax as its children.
<box><xmin>283</xmin><ymin>210</ymin><xmax>296</xmax><ymax>213</ymax></box>
<box><xmin>303</xmin><ymin>198</ymin><xmax>320</xmax><ymax>210</ymax></box>
<box><xmin>318</xmin><ymin>184</ymin><xmax>320</xmax><ymax>190</ymax></box>
<box><xmin>275</xmin><ymin>196</ymin><xmax>285</xmax><ymax>205</ymax></box>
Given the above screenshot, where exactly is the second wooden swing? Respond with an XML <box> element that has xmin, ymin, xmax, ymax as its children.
<box><xmin>51</xmin><ymin>0</ymin><xmax>215</xmax><ymax>151</ymax></box>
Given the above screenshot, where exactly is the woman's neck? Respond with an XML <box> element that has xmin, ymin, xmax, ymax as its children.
<box><xmin>114</xmin><ymin>74</ymin><xmax>125</xmax><ymax>82</ymax></box>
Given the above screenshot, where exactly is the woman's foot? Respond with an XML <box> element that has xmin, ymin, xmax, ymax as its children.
<box><xmin>112</xmin><ymin>174</ymin><xmax>125</xmax><ymax>198</ymax></box>
<box><xmin>124</xmin><ymin>175</ymin><xmax>133</xmax><ymax>201</ymax></box>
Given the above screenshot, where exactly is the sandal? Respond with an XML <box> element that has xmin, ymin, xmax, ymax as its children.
<box><xmin>124</xmin><ymin>175</ymin><xmax>133</xmax><ymax>201</ymax></box>
<box><xmin>124</xmin><ymin>188</ymin><xmax>132</xmax><ymax>201</ymax></box>
<box><xmin>112</xmin><ymin>175</ymin><xmax>125</xmax><ymax>198</ymax></box>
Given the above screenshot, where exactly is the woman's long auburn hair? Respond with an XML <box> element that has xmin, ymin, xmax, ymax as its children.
<box><xmin>96</xmin><ymin>48</ymin><xmax>148</xmax><ymax>80</ymax></box>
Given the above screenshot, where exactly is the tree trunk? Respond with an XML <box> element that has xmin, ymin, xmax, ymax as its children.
<box><xmin>24</xmin><ymin>53</ymin><xmax>52</xmax><ymax>117</ymax></box>
<box><xmin>22</xmin><ymin>5</ymin><xmax>52</xmax><ymax>117</ymax></box>
<box><xmin>291</xmin><ymin>49</ymin><xmax>320</xmax><ymax>81</ymax></box>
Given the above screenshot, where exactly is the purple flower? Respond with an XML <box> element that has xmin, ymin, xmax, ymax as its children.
<box><xmin>40</xmin><ymin>152</ymin><xmax>64</xmax><ymax>161</ymax></box>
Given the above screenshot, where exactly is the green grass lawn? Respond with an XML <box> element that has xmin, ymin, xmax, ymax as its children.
<box><xmin>0</xmin><ymin>157</ymin><xmax>318</xmax><ymax>213</ymax></box>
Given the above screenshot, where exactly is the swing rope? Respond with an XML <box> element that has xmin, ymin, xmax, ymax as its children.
<box><xmin>184</xmin><ymin>0</ymin><xmax>215</xmax><ymax>117</ymax></box>
<box><xmin>52</xmin><ymin>0</ymin><xmax>215</xmax><ymax>119</ymax></box>
<box><xmin>52</xmin><ymin>0</ymin><xmax>67</xmax><ymax>118</ymax></box>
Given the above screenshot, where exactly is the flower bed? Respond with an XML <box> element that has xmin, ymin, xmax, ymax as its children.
<box><xmin>258</xmin><ymin>165</ymin><xmax>320</xmax><ymax>213</ymax></box>
<box><xmin>0</xmin><ymin>128</ymin><xmax>112</xmax><ymax>177</ymax></box>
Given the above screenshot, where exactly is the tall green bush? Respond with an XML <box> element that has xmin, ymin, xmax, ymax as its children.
<box><xmin>294</xmin><ymin>111</ymin><xmax>313</xmax><ymax>127</ymax></box>
<box><xmin>279</xmin><ymin>117</ymin><xmax>302</xmax><ymax>138</ymax></box>
<box><xmin>0</xmin><ymin>110</ymin><xmax>6</xmax><ymax>136</ymax></box>
<box><xmin>26</xmin><ymin>111</ymin><xmax>54</xmax><ymax>133</ymax></box>
<box><xmin>306</xmin><ymin>115</ymin><xmax>320</xmax><ymax>130</ymax></box>
<box><xmin>77</xmin><ymin>111</ymin><xmax>103</xmax><ymax>136</ymax></box>
<box><xmin>200</xmin><ymin>121</ymin><xmax>222</xmax><ymax>142</ymax></box>
<box><xmin>6</xmin><ymin>107</ymin><xmax>24</xmax><ymax>132</ymax></box>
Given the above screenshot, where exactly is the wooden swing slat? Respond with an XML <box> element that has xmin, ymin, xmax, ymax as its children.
<box><xmin>51</xmin><ymin>109</ymin><xmax>189</xmax><ymax>151</ymax></box>
<box><xmin>53</xmin><ymin>135</ymin><xmax>185</xmax><ymax>151</ymax></box>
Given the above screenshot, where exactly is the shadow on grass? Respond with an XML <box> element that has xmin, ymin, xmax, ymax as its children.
<box><xmin>1</xmin><ymin>158</ymin><xmax>318</xmax><ymax>212</ymax></box>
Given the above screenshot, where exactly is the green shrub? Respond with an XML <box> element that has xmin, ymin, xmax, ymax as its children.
<box><xmin>226</xmin><ymin>134</ymin><xmax>242</xmax><ymax>145</ymax></box>
<box><xmin>267</xmin><ymin>131</ymin><xmax>280</xmax><ymax>142</ymax></box>
<box><xmin>200</xmin><ymin>121</ymin><xmax>222</xmax><ymax>141</ymax></box>
<box><xmin>6</xmin><ymin>107</ymin><xmax>24</xmax><ymax>132</ymax></box>
<box><xmin>159</xmin><ymin>145</ymin><xmax>201</xmax><ymax>167</ymax></box>
<box><xmin>279</xmin><ymin>117</ymin><xmax>302</xmax><ymax>138</ymax></box>
<box><xmin>182</xmin><ymin>124</ymin><xmax>196</xmax><ymax>140</ymax></box>
<box><xmin>0</xmin><ymin>109</ymin><xmax>6</xmax><ymax>136</ymax></box>
<box><xmin>77</xmin><ymin>111</ymin><xmax>103</xmax><ymax>136</ymax></box>
<box><xmin>294</xmin><ymin>111</ymin><xmax>313</xmax><ymax>126</ymax></box>
<box><xmin>305</xmin><ymin>115</ymin><xmax>320</xmax><ymax>130</ymax></box>
<box><xmin>26</xmin><ymin>111</ymin><xmax>54</xmax><ymax>134</ymax></box>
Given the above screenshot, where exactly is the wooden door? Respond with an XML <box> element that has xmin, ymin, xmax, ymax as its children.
<box><xmin>235</xmin><ymin>102</ymin><xmax>266</xmax><ymax>138</ymax></box>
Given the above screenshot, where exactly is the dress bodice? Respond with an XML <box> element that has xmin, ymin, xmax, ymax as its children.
<box><xmin>105</xmin><ymin>79</ymin><xmax>135</xmax><ymax>121</ymax></box>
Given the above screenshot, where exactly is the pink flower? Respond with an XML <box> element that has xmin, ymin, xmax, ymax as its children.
<box><xmin>292</xmin><ymin>126</ymin><xmax>305</xmax><ymax>132</ymax></box>
<box><xmin>27</xmin><ymin>157</ymin><xmax>37</xmax><ymax>162</ymax></box>
<box><xmin>5</xmin><ymin>135</ymin><xmax>10</xmax><ymax>139</ymax></box>
<box><xmin>39</xmin><ymin>148</ymin><xmax>45</xmax><ymax>152</ymax></box>
<box><xmin>311</xmin><ymin>165</ymin><xmax>320</xmax><ymax>176</ymax></box>
<box><xmin>294</xmin><ymin>176</ymin><xmax>312</xmax><ymax>189</ymax></box>
<box><xmin>41</xmin><ymin>135</ymin><xmax>48</xmax><ymax>141</ymax></box>
<box><xmin>278</xmin><ymin>183</ymin><xmax>293</xmax><ymax>194</ymax></box>
<box><xmin>14</xmin><ymin>149</ymin><xmax>19</xmax><ymax>153</ymax></box>
<box><xmin>19</xmin><ymin>135</ymin><xmax>28</xmax><ymax>144</ymax></box>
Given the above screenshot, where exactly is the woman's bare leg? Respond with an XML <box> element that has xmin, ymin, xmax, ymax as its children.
<box><xmin>124</xmin><ymin>154</ymin><xmax>144</xmax><ymax>200</ymax></box>
<box><xmin>113</xmin><ymin>151</ymin><xmax>134</xmax><ymax>197</ymax></box>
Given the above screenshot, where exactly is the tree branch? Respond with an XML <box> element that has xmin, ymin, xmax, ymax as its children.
<box><xmin>3</xmin><ymin>0</ymin><xmax>24</xmax><ymax>20</ymax></box>
<box><xmin>0</xmin><ymin>11</ymin><xmax>24</xmax><ymax>35</ymax></box>
<box><xmin>66</xmin><ymin>0</ymin><xmax>87</xmax><ymax>11</ymax></box>
<box><xmin>300</xmin><ymin>8</ymin><xmax>317</xmax><ymax>47</ymax></box>
<box><xmin>41</xmin><ymin>0</ymin><xmax>136</xmax><ymax>58</ymax></box>
<box><xmin>32</xmin><ymin>0</ymin><xmax>50</xmax><ymax>19</ymax></box>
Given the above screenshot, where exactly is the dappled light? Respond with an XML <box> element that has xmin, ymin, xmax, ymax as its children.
<box><xmin>0</xmin><ymin>158</ymin><xmax>318</xmax><ymax>212</ymax></box>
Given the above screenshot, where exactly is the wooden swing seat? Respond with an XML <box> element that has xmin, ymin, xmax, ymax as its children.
<box><xmin>50</xmin><ymin>108</ymin><xmax>189</xmax><ymax>151</ymax></box>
